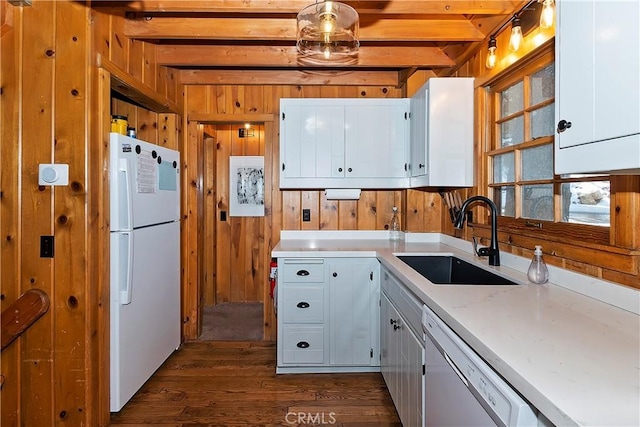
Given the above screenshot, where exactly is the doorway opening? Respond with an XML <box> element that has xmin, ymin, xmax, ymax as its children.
<box><xmin>197</xmin><ymin>122</ymin><xmax>267</xmax><ymax>341</ymax></box>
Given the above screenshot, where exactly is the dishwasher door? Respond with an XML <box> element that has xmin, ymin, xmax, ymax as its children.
<box><xmin>422</xmin><ymin>304</ymin><xmax>540</xmax><ymax>427</ymax></box>
<box><xmin>425</xmin><ymin>332</ymin><xmax>497</xmax><ymax>426</ymax></box>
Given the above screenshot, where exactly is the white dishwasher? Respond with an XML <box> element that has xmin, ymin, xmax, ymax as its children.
<box><xmin>421</xmin><ymin>304</ymin><xmax>547</xmax><ymax>427</ymax></box>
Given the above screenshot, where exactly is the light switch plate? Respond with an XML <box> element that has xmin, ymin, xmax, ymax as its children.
<box><xmin>38</xmin><ymin>164</ymin><xmax>69</xmax><ymax>186</ymax></box>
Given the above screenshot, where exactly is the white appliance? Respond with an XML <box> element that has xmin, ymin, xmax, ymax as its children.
<box><xmin>109</xmin><ymin>133</ymin><xmax>181</xmax><ymax>412</ymax></box>
<box><xmin>421</xmin><ymin>304</ymin><xmax>546</xmax><ymax>427</ymax></box>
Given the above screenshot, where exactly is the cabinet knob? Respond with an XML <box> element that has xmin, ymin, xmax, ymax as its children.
<box><xmin>390</xmin><ymin>319</ymin><xmax>397</xmax><ymax>325</ymax></box>
<box><xmin>296</xmin><ymin>269</ymin><xmax>310</xmax><ymax>276</ymax></box>
<box><xmin>332</xmin><ymin>272</ymin><xmax>337</xmax><ymax>277</ymax></box>
<box><xmin>393</xmin><ymin>324</ymin><xmax>400</xmax><ymax>331</ymax></box>
<box><xmin>557</xmin><ymin>119</ymin><xmax>572</xmax><ymax>133</ymax></box>
<box><xmin>338</xmin><ymin>167</ymin><xmax>343</xmax><ymax>172</ymax></box>
<box><xmin>347</xmin><ymin>167</ymin><xmax>353</xmax><ymax>173</ymax></box>
<box><xmin>296</xmin><ymin>341</ymin><xmax>310</xmax><ymax>349</ymax></box>
<box><xmin>296</xmin><ymin>301</ymin><xmax>310</xmax><ymax>308</ymax></box>
<box><xmin>419</xmin><ymin>163</ymin><xmax>425</xmax><ymax>169</ymax></box>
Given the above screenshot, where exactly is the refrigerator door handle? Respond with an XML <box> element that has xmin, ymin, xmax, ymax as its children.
<box><xmin>121</xmin><ymin>231</ymin><xmax>134</xmax><ymax>305</ymax></box>
<box><xmin>119</xmin><ymin>158</ymin><xmax>133</xmax><ymax>230</ymax></box>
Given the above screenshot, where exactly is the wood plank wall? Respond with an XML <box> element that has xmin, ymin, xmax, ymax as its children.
<box><xmin>0</xmin><ymin>2</ymin><xmax>183</xmax><ymax>425</ymax></box>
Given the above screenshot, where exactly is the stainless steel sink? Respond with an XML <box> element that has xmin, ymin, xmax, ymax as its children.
<box><xmin>397</xmin><ymin>255</ymin><xmax>519</xmax><ymax>285</ymax></box>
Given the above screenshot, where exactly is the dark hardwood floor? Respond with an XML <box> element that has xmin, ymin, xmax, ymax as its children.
<box><xmin>110</xmin><ymin>341</ymin><xmax>401</xmax><ymax>426</ymax></box>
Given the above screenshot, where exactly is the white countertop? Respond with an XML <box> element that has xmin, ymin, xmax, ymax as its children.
<box><xmin>273</xmin><ymin>231</ymin><xmax>640</xmax><ymax>427</ymax></box>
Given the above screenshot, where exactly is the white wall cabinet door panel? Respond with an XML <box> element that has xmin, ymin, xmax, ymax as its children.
<box><xmin>281</xmin><ymin>103</ymin><xmax>345</xmax><ymax>179</ymax></box>
<box><xmin>409</xmin><ymin>78</ymin><xmax>474</xmax><ymax>187</ymax></box>
<box><xmin>345</xmin><ymin>102</ymin><xmax>409</xmax><ymax>179</ymax></box>
<box><xmin>555</xmin><ymin>0</ymin><xmax>640</xmax><ymax>174</ymax></box>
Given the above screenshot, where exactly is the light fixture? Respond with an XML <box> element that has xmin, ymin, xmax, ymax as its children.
<box><xmin>486</xmin><ymin>36</ymin><xmax>497</xmax><ymax>69</ymax></box>
<box><xmin>238</xmin><ymin>124</ymin><xmax>255</xmax><ymax>138</ymax></box>
<box><xmin>539</xmin><ymin>0</ymin><xmax>555</xmax><ymax>29</ymax></box>
<box><xmin>296</xmin><ymin>0</ymin><xmax>359</xmax><ymax>63</ymax></box>
<box><xmin>508</xmin><ymin>15</ymin><xmax>523</xmax><ymax>52</ymax></box>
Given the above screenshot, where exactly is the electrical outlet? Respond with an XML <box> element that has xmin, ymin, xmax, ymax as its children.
<box><xmin>40</xmin><ymin>235</ymin><xmax>54</xmax><ymax>258</ymax></box>
<box><xmin>302</xmin><ymin>209</ymin><xmax>311</xmax><ymax>222</ymax></box>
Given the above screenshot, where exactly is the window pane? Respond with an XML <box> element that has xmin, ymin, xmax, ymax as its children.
<box><xmin>530</xmin><ymin>103</ymin><xmax>555</xmax><ymax>139</ymax></box>
<box><xmin>521</xmin><ymin>145</ymin><xmax>553</xmax><ymax>180</ymax></box>
<box><xmin>493</xmin><ymin>152</ymin><xmax>515</xmax><ymax>183</ymax></box>
<box><xmin>494</xmin><ymin>186</ymin><xmax>515</xmax><ymax>217</ymax></box>
<box><xmin>522</xmin><ymin>184</ymin><xmax>554</xmax><ymax>221</ymax></box>
<box><xmin>501</xmin><ymin>116</ymin><xmax>524</xmax><ymax>146</ymax></box>
<box><xmin>530</xmin><ymin>63</ymin><xmax>555</xmax><ymax>105</ymax></box>
<box><xmin>561</xmin><ymin>181</ymin><xmax>610</xmax><ymax>225</ymax></box>
<box><xmin>500</xmin><ymin>81</ymin><xmax>523</xmax><ymax>117</ymax></box>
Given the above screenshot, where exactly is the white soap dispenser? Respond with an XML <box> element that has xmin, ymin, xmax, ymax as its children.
<box><xmin>527</xmin><ymin>245</ymin><xmax>549</xmax><ymax>284</ymax></box>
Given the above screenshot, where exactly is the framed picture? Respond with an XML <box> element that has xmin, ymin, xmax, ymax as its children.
<box><xmin>229</xmin><ymin>156</ymin><xmax>265</xmax><ymax>217</ymax></box>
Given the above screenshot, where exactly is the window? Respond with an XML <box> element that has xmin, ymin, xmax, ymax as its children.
<box><xmin>487</xmin><ymin>53</ymin><xmax>610</xmax><ymax>228</ymax></box>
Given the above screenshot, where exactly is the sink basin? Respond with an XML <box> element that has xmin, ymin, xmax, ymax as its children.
<box><xmin>397</xmin><ymin>255</ymin><xmax>519</xmax><ymax>285</ymax></box>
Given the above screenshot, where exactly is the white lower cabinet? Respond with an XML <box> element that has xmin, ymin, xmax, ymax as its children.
<box><xmin>277</xmin><ymin>257</ymin><xmax>380</xmax><ymax>373</ymax></box>
<box><xmin>381</xmin><ymin>268</ymin><xmax>425</xmax><ymax>427</ymax></box>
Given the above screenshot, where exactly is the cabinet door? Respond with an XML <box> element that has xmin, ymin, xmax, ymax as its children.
<box><xmin>280</xmin><ymin>102</ymin><xmax>345</xmax><ymax>180</ymax></box>
<box><xmin>556</xmin><ymin>1</ymin><xmax>640</xmax><ymax>150</ymax></box>
<box><xmin>381</xmin><ymin>293</ymin><xmax>401</xmax><ymax>408</ymax></box>
<box><xmin>409</xmin><ymin>78</ymin><xmax>474</xmax><ymax>187</ymax></box>
<box><xmin>401</xmin><ymin>324</ymin><xmax>425</xmax><ymax>427</ymax></box>
<box><xmin>328</xmin><ymin>258</ymin><xmax>379</xmax><ymax>366</ymax></box>
<box><xmin>344</xmin><ymin>101</ymin><xmax>409</xmax><ymax>179</ymax></box>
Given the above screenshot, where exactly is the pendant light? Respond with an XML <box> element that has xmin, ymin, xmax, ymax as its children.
<box><xmin>539</xmin><ymin>0</ymin><xmax>555</xmax><ymax>29</ymax></box>
<box><xmin>508</xmin><ymin>15</ymin><xmax>523</xmax><ymax>52</ymax></box>
<box><xmin>296</xmin><ymin>0</ymin><xmax>359</xmax><ymax>63</ymax></box>
<box><xmin>486</xmin><ymin>36</ymin><xmax>497</xmax><ymax>69</ymax></box>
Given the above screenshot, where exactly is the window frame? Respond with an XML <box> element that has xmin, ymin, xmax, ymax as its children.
<box><xmin>483</xmin><ymin>47</ymin><xmax>611</xmax><ymax>246</ymax></box>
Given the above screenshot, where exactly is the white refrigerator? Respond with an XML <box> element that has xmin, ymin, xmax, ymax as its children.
<box><xmin>109</xmin><ymin>133</ymin><xmax>181</xmax><ymax>412</ymax></box>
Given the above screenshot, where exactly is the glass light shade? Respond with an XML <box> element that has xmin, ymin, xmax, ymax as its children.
<box><xmin>297</xmin><ymin>1</ymin><xmax>359</xmax><ymax>63</ymax></box>
<box><xmin>539</xmin><ymin>0</ymin><xmax>555</xmax><ymax>29</ymax></box>
<box><xmin>509</xmin><ymin>17</ymin><xmax>523</xmax><ymax>52</ymax></box>
<box><xmin>486</xmin><ymin>37</ymin><xmax>497</xmax><ymax>69</ymax></box>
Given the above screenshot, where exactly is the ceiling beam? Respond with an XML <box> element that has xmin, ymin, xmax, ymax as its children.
<box><xmin>96</xmin><ymin>0</ymin><xmax>519</xmax><ymax>15</ymax></box>
<box><xmin>180</xmin><ymin>69</ymin><xmax>402</xmax><ymax>86</ymax></box>
<box><xmin>157</xmin><ymin>45</ymin><xmax>454</xmax><ymax>68</ymax></box>
<box><xmin>125</xmin><ymin>17</ymin><xmax>486</xmax><ymax>42</ymax></box>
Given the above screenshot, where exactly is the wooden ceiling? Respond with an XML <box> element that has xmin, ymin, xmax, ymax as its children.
<box><xmin>96</xmin><ymin>0</ymin><xmax>529</xmax><ymax>87</ymax></box>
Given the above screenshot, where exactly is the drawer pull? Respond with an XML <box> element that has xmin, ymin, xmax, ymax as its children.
<box><xmin>296</xmin><ymin>269</ymin><xmax>310</xmax><ymax>276</ymax></box>
<box><xmin>296</xmin><ymin>301</ymin><xmax>310</xmax><ymax>308</ymax></box>
<box><xmin>296</xmin><ymin>341</ymin><xmax>310</xmax><ymax>349</ymax></box>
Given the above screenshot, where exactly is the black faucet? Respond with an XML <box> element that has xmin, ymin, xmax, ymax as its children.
<box><xmin>454</xmin><ymin>196</ymin><xmax>501</xmax><ymax>266</ymax></box>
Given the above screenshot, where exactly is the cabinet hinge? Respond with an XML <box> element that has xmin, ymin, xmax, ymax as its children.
<box><xmin>370</xmin><ymin>348</ymin><xmax>374</xmax><ymax>358</ymax></box>
<box><xmin>422</xmin><ymin>364</ymin><xmax>426</xmax><ymax>375</ymax></box>
<box><xmin>282</xmin><ymin>112</ymin><xmax>285</xmax><ymax>120</ymax></box>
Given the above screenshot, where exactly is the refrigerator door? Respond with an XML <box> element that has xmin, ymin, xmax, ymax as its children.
<box><xmin>110</xmin><ymin>221</ymin><xmax>181</xmax><ymax>412</ymax></box>
<box><xmin>110</xmin><ymin>133</ymin><xmax>180</xmax><ymax>231</ymax></box>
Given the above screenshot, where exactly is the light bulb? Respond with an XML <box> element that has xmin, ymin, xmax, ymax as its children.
<box><xmin>509</xmin><ymin>16</ymin><xmax>523</xmax><ymax>52</ymax></box>
<box><xmin>323</xmin><ymin>45</ymin><xmax>331</xmax><ymax>59</ymax></box>
<box><xmin>539</xmin><ymin>0</ymin><xmax>555</xmax><ymax>29</ymax></box>
<box><xmin>486</xmin><ymin>36</ymin><xmax>497</xmax><ymax>69</ymax></box>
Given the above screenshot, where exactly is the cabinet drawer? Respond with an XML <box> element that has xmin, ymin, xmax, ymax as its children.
<box><xmin>280</xmin><ymin>259</ymin><xmax>325</xmax><ymax>283</ymax></box>
<box><xmin>281</xmin><ymin>325</ymin><xmax>326</xmax><ymax>364</ymax></box>
<box><xmin>281</xmin><ymin>286</ymin><xmax>324</xmax><ymax>324</ymax></box>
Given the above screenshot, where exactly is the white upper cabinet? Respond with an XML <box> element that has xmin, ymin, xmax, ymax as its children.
<box><xmin>280</xmin><ymin>98</ymin><xmax>409</xmax><ymax>189</ymax></box>
<box><xmin>555</xmin><ymin>0</ymin><xmax>640</xmax><ymax>174</ymax></box>
<box><xmin>409</xmin><ymin>77</ymin><xmax>475</xmax><ymax>187</ymax></box>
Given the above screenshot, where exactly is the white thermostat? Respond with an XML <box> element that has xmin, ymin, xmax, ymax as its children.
<box><xmin>38</xmin><ymin>164</ymin><xmax>69</xmax><ymax>186</ymax></box>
